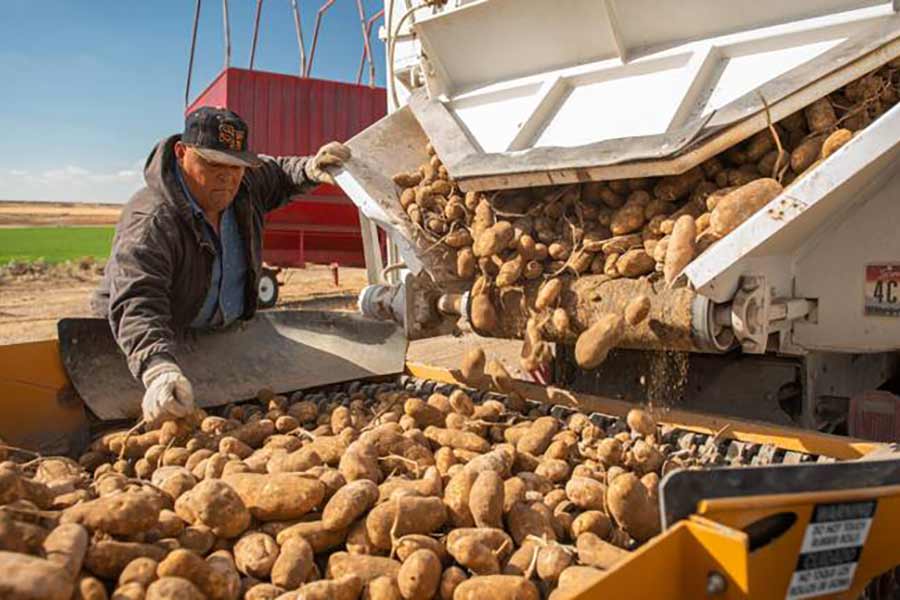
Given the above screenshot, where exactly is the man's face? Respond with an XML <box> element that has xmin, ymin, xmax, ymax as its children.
<box><xmin>175</xmin><ymin>142</ymin><xmax>246</xmax><ymax>215</ymax></box>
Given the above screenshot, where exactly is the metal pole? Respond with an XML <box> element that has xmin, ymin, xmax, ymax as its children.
<box><xmin>306</xmin><ymin>0</ymin><xmax>336</xmax><ymax>77</ymax></box>
<box><xmin>291</xmin><ymin>0</ymin><xmax>307</xmax><ymax>77</ymax></box>
<box><xmin>355</xmin><ymin>0</ymin><xmax>374</xmax><ymax>86</ymax></box>
<box><xmin>249</xmin><ymin>0</ymin><xmax>264</xmax><ymax>70</ymax></box>
<box><xmin>222</xmin><ymin>0</ymin><xmax>231</xmax><ymax>68</ymax></box>
<box><xmin>357</xmin><ymin>8</ymin><xmax>383</xmax><ymax>86</ymax></box>
<box><xmin>185</xmin><ymin>0</ymin><xmax>202</xmax><ymax>108</ymax></box>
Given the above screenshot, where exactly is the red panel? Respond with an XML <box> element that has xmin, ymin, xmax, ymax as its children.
<box><xmin>187</xmin><ymin>68</ymin><xmax>387</xmax><ymax>268</ymax></box>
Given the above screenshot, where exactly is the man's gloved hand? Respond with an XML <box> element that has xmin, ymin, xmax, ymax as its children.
<box><xmin>304</xmin><ymin>141</ymin><xmax>351</xmax><ymax>185</ymax></box>
<box><xmin>141</xmin><ymin>357</ymin><xmax>195</xmax><ymax>425</ymax></box>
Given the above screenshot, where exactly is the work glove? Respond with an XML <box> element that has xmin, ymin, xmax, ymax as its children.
<box><xmin>140</xmin><ymin>357</ymin><xmax>195</xmax><ymax>426</ymax></box>
<box><xmin>304</xmin><ymin>141</ymin><xmax>351</xmax><ymax>185</ymax></box>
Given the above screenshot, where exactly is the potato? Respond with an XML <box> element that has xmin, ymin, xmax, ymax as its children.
<box><xmin>393</xmin><ymin>172</ymin><xmax>423</xmax><ymax>188</ymax></box>
<box><xmin>364</xmin><ymin>576</ymin><xmax>402</xmax><ymax>600</ymax></box>
<box><xmin>445</xmin><ymin>229</ymin><xmax>473</xmax><ymax>249</ymax></box>
<box><xmin>565</xmin><ymin>477</ymin><xmax>606</xmax><ymax>511</ymax></box>
<box><xmin>156</xmin><ymin>549</ymin><xmax>237</xmax><ymax>600</ymax></box>
<box><xmin>821</xmin><ymin>128</ymin><xmax>853</xmax><ymax>159</ymax></box>
<box><xmin>85</xmin><ymin>541</ymin><xmax>166</xmax><ymax>579</ymax></box>
<box><xmin>0</xmin><ymin>469</ymin><xmax>54</xmax><ymax>509</ymax></box>
<box><xmin>453</xmin><ymin>575</ymin><xmax>539</xmax><ymax>600</ymax></box>
<box><xmin>457</xmin><ymin>248</ymin><xmax>476</xmax><ymax>279</ymax></box>
<box><xmin>146</xmin><ymin>577</ymin><xmax>205</xmax><ymax>600</ymax></box>
<box><xmin>42</xmin><ymin>523</ymin><xmax>88</xmax><ymax>580</ymax></box>
<box><xmin>535</xmin><ymin>278</ymin><xmax>562</xmax><ymax>311</ymax></box>
<box><xmin>151</xmin><ymin>466</ymin><xmax>197</xmax><ymax>500</ymax></box>
<box><xmin>571</xmin><ymin>511</ymin><xmax>612</xmax><ymax>540</ymax></box>
<box><xmin>395</xmin><ymin>535</ymin><xmax>449</xmax><ymax>566</ymax></box>
<box><xmin>626</xmin><ymin>408</ymin><xmax>656</xmax><ymax>436</ymax></box>
<box><xmin>615</xmin><ymin>249</ymin><xmax>655</xmax><ymax>277</ymax></box>
<box><xmin>425</xmin><ymin>427</ymin><xmax>490</xmax><ymax>453</ymax></box>
<box><xmin>623</xmin><ymin>295</ymin><xmax>651</xmax><ymax>326</ymax></box>
<box><xmin>446</xmin><ymin>535</ymin><xmax>499</xmax><ymax>575</ymax></box>
<box><xmin>327</xmin><ymin>552</ymin><xmax>402</xmax><ymax>584</ymax></box>
<box><xmin>276</xmin><ymin>520</ymin><xmax>347</xmax><ymax>554</ymax></box>
<box><xmin>473</xmin><ymin>222</ymin><xmax>514</xmax><ymax>258</ymax></box>
<box><xmin>439</xmin><ymin>566</ymin><xmax>467</xmax><ymax>600</ymax></box>
<box><xmin>470</xmin><ymin>293</ymin><xmax>498</xmax><ymax>334</ymax></box>
<box><xmin>62</xmin><ymin>491</ymin><xmax>160</xmax><ymax>536</ymax></box>
<box><xmin>506</xmin><ymin>501</ymin><xmax>556</xmax><ymax>545</ymax></box>
<box><xmin>574</xmin><ymin>314</ymin><xmax>625</xmax><ymax>369</ymax></box>
<box><xmin>790</xmin><ymin>134</ymin><xmax>825</xmax><ymax>174</ymax></box>
<box><xmin>710</xmin><ymin>178</ymin><xmax>782</xmax><ymax>236</ymax></box>
<box><xmin>266</xmin><ymin>447</ymin><xmax>323</xmax><ymax>476</ymax></box>
<box><xmin>460</xmin><ymin>347</ymin><xmax>487</xmax><ymax>387</ymax></box>
<box><xmin>805</xmin><ymin>97</ymin><xmax>837</xmax><ymax>132</ymax></box>
<box><xmin>468</xmin><ymin>470</ymin><xmax>504</xmax><ymax>529</ymax></box>
<box><xmin>322</xmin><ymin>479</ymin><xmax>379</xmax><ymax>531</ymax></box>
<box><xmin>536</xmin><ymin>458</ymin><xmax>570</xmax><ymax>484</ymax></box>
<box><xmin>77</xmin><ymin>576</ymin><xmax>109</xmax><ymax>600</ymax></box>
<box><xmin>496</xmin><ymin>254</ymin><xmax>525</xmax><ymax>287</ymax></box>
<box><xmin>366</xmin><ymin>496</ymin><xmax>447</xmax><ymax>550</ymax></box>
<box><xmin>576</xmin><ymin>532</ymin><xmax>629</xmax><ymax>570</ymax></box>
<box><xmin>444</xmin><ymin>469</ymin><xmax>477</xmax><ymax>528</ymax></box>
<box><xmin>514</xmin><ymin>417</ymin><xmax>557</xmax><ymax>456</ymax></box>
<box><xmin>178</xmin><ymin>525</ymin><xmax>215</xmax><ymax>555</ymax></box>
<box><xmin>0</xmin><ymin>512</ymin><xmax>48</xmax><ymax>554</ymax></box>
<box><xmin>234</xmin><ymin>532</ymin><xmax>279</xmax><ymax>579</ymax></box>
<box><xmin>0</xmin><ymin>551</ymin><xmax>74</xmax><ymax>600</ymax></box>
<box><xmin>339</xmin><ymin>441</ymin><xmax>383</xmax><ymax>484</ymax></box>
<box><xmin>606</xmin><ymin>472</ymin><xmax>660</xmax><ymax>542</ymax></box>
<box><xmin>245</xmin><ymin>583</ymin><xmax>286</xmax><ymax>600</ymax></box>
<box><xmin>270</xmin><ymin>536</ymin><xmax>314</xmax><ymax>589</ymax></box>
<box><xmin>537</xmin><ymin>544</ymin><xmax>572</xmax><ymax>582</ymax></box>
<box><xmin>296</xmin><ymin>574</ymin><xmax>363</xmax><ymax>600</ymax></box>
<box><xmin>653</xmin><ymin>167</ymin><xmax>703</xmax><ymax>203</ymax></box>
<box><xmin>610</xmin><ymin>201</ymin><xmax>645</xmax><ymax>236</ymax></box>
<box><xmin>119</xmin><ymin>556</ymin><xmax>159</xmax><ymax>587</ymax></box>
<box><xmin>397</xmin><ymin>549</ymin><xmax>442</xmax><ymax>600</ymax></box>
<box><xmin>174</xmin><ymin>479</ymin><xmax>250</xmax><ymax>539</ymax></box>
<box><xmin>378</xmin><ymin>467</ymin><xmax>443</xmax><ymax>503</ymax></box>
<box><xmin>663</xmin><ymin>215</ymin><xmax>696</xmax><ymax>285</ymax></box>
<box><xmin>404</xmin><ymin>397</ymin><xmax>446</xmax><ymax>429</ymax></box>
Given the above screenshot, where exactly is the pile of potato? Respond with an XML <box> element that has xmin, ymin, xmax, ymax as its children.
<box><xmin>0</xmin><ymin>348</ymin><xmax>730</xmax><ymax>600</ymax></box>
<box><xmin>391</xmin><ymin>61</ymin><xmax>900</xmax><ymax>370</ymax></box>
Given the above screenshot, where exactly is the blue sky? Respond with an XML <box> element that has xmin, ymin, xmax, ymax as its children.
<box><xmin>0</xmin><ymin>0</ymin><xmax>386</xmax><ymax>203</ymax></box>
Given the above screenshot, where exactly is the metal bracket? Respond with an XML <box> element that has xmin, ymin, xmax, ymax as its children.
<box><xmin>729</xmin><ymin>276</ymin><xmax>813</xmax><ymax>354</ymax></box>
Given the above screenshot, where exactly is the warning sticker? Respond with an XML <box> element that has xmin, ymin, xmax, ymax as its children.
<box><xmin>864</xmin><ymin>264</ymin><xmax>900</xmax><ymax>317</ymax></box>
<box><xmin>785</xmin><ymin>500</ymin><xmax>876</xmax><ymax>600</ymax></box>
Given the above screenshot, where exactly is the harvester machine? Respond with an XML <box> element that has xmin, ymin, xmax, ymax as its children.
<box><xmin>330</xmin><ymin>0</ymin><xmax>900</xmax><ymax>596</ymax></box>
<box><xmin>2</xmin><ymin>1</ymin><xmax>900</xmax><ymax>598</ymax></box>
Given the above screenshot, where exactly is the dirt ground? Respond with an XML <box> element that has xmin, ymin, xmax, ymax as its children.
<box><xmin>0</xmin><ymin>201</ymin><xmax>525</xmax><ymax>372</ymax></box>
<box><xmin>0</xmin><ymin>265</ymin><xmax>369</xmax><ymax>345</ymax></box>
<box><xmin>0</xmin><ymin>201</ymin><xmax>121</xmax><ymax>227</ymax></box>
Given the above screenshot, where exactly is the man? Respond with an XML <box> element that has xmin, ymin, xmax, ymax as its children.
<box><xmin>92</xmin><ymin>107</ymin><xmax>350</xmax><ymax>424</ymax></box>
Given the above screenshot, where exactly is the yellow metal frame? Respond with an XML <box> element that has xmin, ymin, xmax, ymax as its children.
<box><xmin>0</xmin><ymin>339</ymin><xmax>87</xmax><ymax>452</ymax></box>
<box><xmin>404</xmin><ymin>362</ymin><xmax>881</xmax><ymax>459</ymax></box>
<box><xmin>570</xmin><ymin>485</ymin><xmax>900</xmax><ymax>599</ymax></box>
<box><xmin>406</xmin><ymin>362</ymin><xmax>899</xmax><ymax>599</ymax></box>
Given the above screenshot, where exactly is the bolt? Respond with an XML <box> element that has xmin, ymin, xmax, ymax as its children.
<box><xmin>707</xmin><ymin>572</ymin><xmax>727</xmax><ymax>595</ymax></box>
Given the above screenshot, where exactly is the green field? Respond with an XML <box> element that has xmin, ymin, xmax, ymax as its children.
<box><xmin>0</xmin><ymin>226</ymin><xmax>115</xmax><ymax>264</ymax></box>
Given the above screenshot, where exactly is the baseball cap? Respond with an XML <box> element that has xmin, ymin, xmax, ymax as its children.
<box><xmin>182</xmin><ymin>107</ymin><xmax>262</xmax><ymax>168</ymax></box>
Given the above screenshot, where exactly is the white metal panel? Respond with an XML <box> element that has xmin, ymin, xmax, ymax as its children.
<box><xmin>393</xmin><ymin>0</ymin><xmax>898</xmax><ymax>188</ymax></box>
<box><xmin>683</xmin><ymin>102</ymin><xmax>900</xmax><ymax>353</ymax></box>
<box><xmin>792</xmin><ymin>160</ymin><xmax>900</xmax><ymax>353</ymax></box>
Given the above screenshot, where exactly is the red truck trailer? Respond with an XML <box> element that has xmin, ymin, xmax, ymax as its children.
<box><xmin>187</xmin><ymin>67</ymin><xmax>386</xmax><ymax>306</ymax></box>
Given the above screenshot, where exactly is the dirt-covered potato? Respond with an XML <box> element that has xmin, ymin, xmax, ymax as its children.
<box><xmin>174</xmin><ymin>479</ymin><xmax>251</xmax><ymax>538</ymax></box>
<box><xmin>574</xmin><ymin>314</ymin><xmax>625</xmax><ymax>369</ymax></box>
<box><xmin>606</xmin><ymin>472</ymin><xmax>661</xmax><ymax>542</ymax></box>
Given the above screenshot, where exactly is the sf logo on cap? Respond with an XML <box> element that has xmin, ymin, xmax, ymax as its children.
<box><xmin>218</xmin><ymin>123</ymin><xmax>245</xmax><ymax>151</ymax></box>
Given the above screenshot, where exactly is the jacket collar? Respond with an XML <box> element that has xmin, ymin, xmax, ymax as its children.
<box><xmin>144</xmin><ymin>134</ymin><xmax>208</xmax><ymax>245</ymax></box>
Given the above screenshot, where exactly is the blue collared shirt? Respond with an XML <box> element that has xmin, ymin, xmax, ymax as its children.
<box><xmin>175</xmin><ymin>163</ymin><xmax>247</xmax><ymax>329</ymax></box>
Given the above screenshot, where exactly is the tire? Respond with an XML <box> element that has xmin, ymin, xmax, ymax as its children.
<box><xmin>257</xmin><ymin>269</ymin><xmax>279</xmax><ymax>309</ymax></box>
